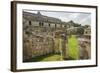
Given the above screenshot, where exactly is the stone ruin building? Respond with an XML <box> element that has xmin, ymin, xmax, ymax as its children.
<box><xmin>23</xmin><ymin>11</ymin><xmax>69</xmax><ymax>61</ymax></box>
<box><xmin>23</xmin><ymin>11</ymin><xmax>91</xmax><ymax>61</ymax></box>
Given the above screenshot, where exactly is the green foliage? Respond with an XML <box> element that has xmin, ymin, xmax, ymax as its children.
<box><xmin>83</xmin><ymin>25</ymin><xmax>90</xmax><ymax>28</ymax></box>
<box><xmin>73</xmin><ymin>23</ymin><xmax>81</xmax><ymax>27</ymax></box>
<box><xmin>77</xmin><ymin>27</ymin><xmax>84</xmax><ymax>35</ymax></box>
<box><xmin>68</xmin><ymin>20</ymin><xmax>81</xmax><ymax>27</ymax></box>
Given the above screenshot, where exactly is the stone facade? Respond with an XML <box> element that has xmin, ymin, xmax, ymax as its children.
<box><xmin>23</xmin><ymin>11</ymin><xmax>69</xmax><ymax>61</ymax></box>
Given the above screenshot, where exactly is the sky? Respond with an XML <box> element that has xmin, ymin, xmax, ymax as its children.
<box><xmin>23</xmin><ymin>10</ymin><xmax>91</xmax><ymax>25</ymax></box>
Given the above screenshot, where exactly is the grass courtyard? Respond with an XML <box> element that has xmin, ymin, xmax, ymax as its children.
<box><xmin>24</xmin><ymin>54</ymin><xmax>62</xmax><ymax>62</ymax></box>
<box><xmin>68</xmin><ymin>35</ymin><xmax>79</xmax><ymax>60</ymax></box>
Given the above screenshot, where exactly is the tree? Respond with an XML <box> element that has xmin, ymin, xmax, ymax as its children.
<box><xmin>83</xmin><ymin>25</ymin><xmax>90</xmax><ymax>28</ymax></box>
<box><xmin>77</xmin><ymin>27</ymin><xmax>84</xmax><ymax>35</ymax></box>
<box><xmin>73</xmin><ymin>23</ymin><xmax>81</xmax><ymax>27</ymax></box>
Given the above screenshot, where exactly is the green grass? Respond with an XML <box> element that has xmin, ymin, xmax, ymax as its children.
<box><xmin>24</xmin><ymin>54</ymin><xmax>62</xmax><ymax>62</ymax></box>
<box><xmin>68</xmin><ymin>35</ymin><xmax>79</xmax><ymax>60</ymax></box>
<box><xmin>41</xmin><ymin>54</ymin><xmax>62</xmax><ymax>61</ymax></box>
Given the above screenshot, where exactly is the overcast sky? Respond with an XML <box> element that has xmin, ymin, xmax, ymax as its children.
<box><xmin>23</xmin><ymin>10</ymin><xmax>91</xmax><ymax>25</ymax></box>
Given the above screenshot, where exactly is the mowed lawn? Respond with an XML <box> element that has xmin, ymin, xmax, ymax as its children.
<box><xmin>68</xmin><ymin>35</ymin><xmax>79</xmax><ymax>60</ymax></box>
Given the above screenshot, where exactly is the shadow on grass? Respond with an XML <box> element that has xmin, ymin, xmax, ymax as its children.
<box><xmin>23</xmin><ymin>53</ymin><xmax>62</xmax><ymax>62</ymax></box>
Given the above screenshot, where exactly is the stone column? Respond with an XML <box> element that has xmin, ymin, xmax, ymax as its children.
<box><xmin>60</xmin><ymin>34</ymin><xmax>68</xmax><ymax>60</ymax></box>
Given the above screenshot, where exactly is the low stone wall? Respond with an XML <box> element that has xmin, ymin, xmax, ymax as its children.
<box><xmin>78</xmin><ymin>38</ymin><xmax>91</xmax><ymax>59</ymax></box>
